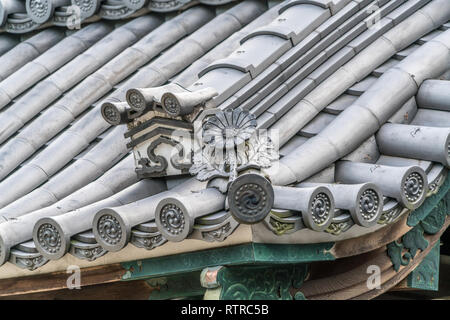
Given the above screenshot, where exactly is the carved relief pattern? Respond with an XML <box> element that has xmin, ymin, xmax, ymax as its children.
<box><xmin>407</xmin><ymin>242</ymin><xmax>440</xmax><ymax>291</ymax></box>
<box><xmin>427</xmin><ymin>170</ymin><xmax>447</xmax><ymax>196</ymax></box>
<box><xmin>70</xmin><ymin>245</ymin><xmax>107</xmax><ymax>261</ymax></box>
<box><xmin>217</xmin><ymin>264</ymin><xmax>309</xmax><ymax>300</ymax></box>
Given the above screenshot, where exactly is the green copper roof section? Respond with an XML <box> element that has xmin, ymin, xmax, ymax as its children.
<box><xmin>120</xmin><ymin>242</ymin><xmax>334</xmax><ymax>281</ymax></box>
<box><xmin>407</xmin><ymin>172</ymin><xmax>450</xmax><ymax>227</ymax></box>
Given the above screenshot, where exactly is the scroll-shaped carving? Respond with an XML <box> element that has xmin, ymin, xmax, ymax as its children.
<box><xmin>148</xmin><ymin>0</ymin><xmax>188</xmax><ymax>12</ymax></box>
<box><xmin>130</xmin><ymin>229</ymin><xmax>167</xmax><ymax>250</ymax></box>
<box><xmin>227</xmin><ymin>173</ymin><xmax>274</xmax><ymax>224</ymax></box>
<box><xmin>123</xmin><ymin>0</ymin><xmax>146</xmax><ymax>10</ymax></box>
<box><xmin>98</xmin><ymin>0</ymin><xmax>134</xmax><ymax>19</ymax></box>
<box><xmin>155</xmin><ymin>188</ymin><xmax>226</xmax><ymax>242</ymax></box>
<box><xmin>160</xmin><ymin>87</ymin><xmax>217</xmax><ymax>117</ymax></box>
<box><xmin>190</xmin><ymin>211</ymin><xmax>239</xmax><ymax>242</ymax></box>
<box><xmin>4</xmin><ymin>13</ymin><xmax>39</xmax><ymax>33</ymax></box>
<box><xmin>272</xmin><ymin>185</ymin><xmax>335</xmax><ymax>232</ymax></box>
<box><xmin>26</xmin><ymin>0</ymin><xmax>71</xmax><ymax>24</ymax></box>
<box><xmin>126</xmin><ymin>83</ymin><xmax>217</xmax><ymax>116</ymax></box>
<box><xmin>264</xmin><ymin>209</ymin><xmax>304</xmax><ymax>236</ymax></box>
<box><xmin>72</xmin><ymin>0</ymin><xmax>102</xmax><ymax>19</ymax></box>
<box><xmin>102</xmin><ymin>84</ymin><xmax>219</xmax><ymax>179</ymax></box>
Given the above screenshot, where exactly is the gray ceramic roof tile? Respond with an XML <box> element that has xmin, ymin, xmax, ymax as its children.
<box><xmin>0</xmin><ymin>28</ymin><xmax>64</xmax><ymax>81</ymax></box>
<box><xmin>410</xmin><ymin>108</ymin><xmax>450</xmax><ymax>127</ymax></box>
<box><xmin>265</xmin><ymin>83</ymin><xmax>304</xmax><ymax>117</ymax></box>
<box><xmin>372</xmin><ymin>58</ymin><xmax>398</xmax><ymax>76</ymax></box>
<box><xmin>0</xmin><ymin>18</ymin><xmax>165</xmax><ymax>144</ymax></box>
<box><xmin>191</xmin><ymin>68</ymin><xmax>252</xmax><ymax>107</ymax></box>
<box><xmin>281</xmin><ymin>0</ymin><xmax>352</xmax><ymax>15</ymax></box>
<box><xmin>0</xmin><ymin>23</ymin><xmax>115</xmax><ymax>109</ymax></box>
<box><xmin>352</xmin><ymin>0</ymin><xmax>373</xmax><ymax>8</ymax></box>
<box><xmin>324</xmin><ymin>93</ymin><xmax>357</xmax><ymax>114</ymax></box>
<box><xmin>387</xmin><ymin>96</ymin><xmax>417</xmax><ymax>124</ymax></box>
<box><xmin>266</xmin><ymin>0</ymin><xmax>449</xmax><ymax>184</ymax></box>
<box><xmin>347</xmin><ymin>18</ymin><xmax>394</xmax><ymax>53</ymax></box>
<box><xmin>275</xmin><ymin>31</ymin><xmax>321</xmax><ymax>70</ymax></box>
<box><xmin>0</xmin><ymin>0</ymin><xmax>449</xmax><ymax>271</ymax></box>
<box><xmin>173</xmin><ymin>0</ymin><xmax>272</xmax><ymax>88</ymax></box>
<box><xmin>0</xmin><ymin>33</ymin><xmax>19</xmax><ymax>55</ymax></box>
<box><xmin>220</xmin><ymin>62</ymin><xmax>282</xmax><ymax>110</ymax></box>
<box><xmin>347</xmin><ymin>75</ymin><xmax>377</xmax><ymax>95</ymax></box>
<box><xmin>285</xmin><ymin>51</ymin><xmax>328</xmax><ymax>88</ymax></box>
<box><xmin>0</xmin><ymin>6</ymin><xmax>222</xmax><ymax>205</ymax></box>
<box><xmin>0</xmin><ymin>0</ymin><xmax>246</xmax><ymax>35</ymax></box>
<box><xmin>251</xmin><ymin>3</ymin><xmax>331</xmax><ymax>45</ymax></box>
<box><xmin>386</xmin><ymin>0</ymin><xmax>431</xmax><ymax>25</ymax></box>
<box><xmin>326</xmin><ymin>18</ymin><xmax>367</xmax><ymax>56</ymax></box>
<box><xmin>269</xmin><ymin>78</ymin><xmax>315</xmax><ymax>117</ymax></box>
<box><xmin>418</xmin><ymin>29</ymin><xmax>443</xmax><ymax>44</ymax></box>
<box><xmin>337</xmin><ymin>3</ymin><xmax>371</xmax><ymax>34</ymax></box>
<box><xmin>200</xmin><ymin>35</ymin><xmax>292</xmax><ymax>78</ymax></box>
<box><xmin>251</xmin><ymin>83</ymin><xmax>289</xmax><ymax>117</ymax></box>
<box><xmin>256</xmin><ymin>110</ymin><xmax>276</xmax><ymax>129</ymax></box>
<box><xmin>279</xmin><ymin>135</ymin><xmax>308</xmax><ymax>156</ymax></box>
<box><xmin>315</xmin><ymin>1</ymin><xmax>359</xmax><ymax>37</ymax></box>
<box><xmin>416</xmin><ymin>79</ymin><xmax>450</xmax><ymax>111</ymax></box>
<box><xmin>340</xmin><ymin>135</ymin><xmax>380</xmax><ymax>163</ymax></box>
<box><xmin>376</xmin><ymin>155</ymin><xmax>433</xmax><ymax>173</ymax></box>
<box><xmin>309</xmin><ymin>46</ymin><xmax>355</xmax><ymax>83</ymax></box>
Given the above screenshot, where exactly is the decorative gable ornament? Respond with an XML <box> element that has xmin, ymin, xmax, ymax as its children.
<box><xmin>190</xmin><ymin>107</ymin><xmax>278</xmax><ymax>182</ymax></box>
<box><xmin>101</xmin><ymin>83</ymin><xmax>218</xmax><ymax>178</ymax></box>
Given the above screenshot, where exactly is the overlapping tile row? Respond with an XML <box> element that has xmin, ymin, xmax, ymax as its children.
<box><xmin>0</xmin><ymin>0</ymin><xmax>448</xmax><ymax>271</ymax></box>
<box><xmin>0</xmin><ymin>0</ymin><xmax>238</xmax><ymax>34</ymax></box>
<box><xmin>0</xmin><ymin>5</ymin><xmax>217</xmax><ymax>206</ymax></box>
<box><xmin>0</xmin><ymin>0</ymin><xmax>270</xmax><ymax>268</ymax></box>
